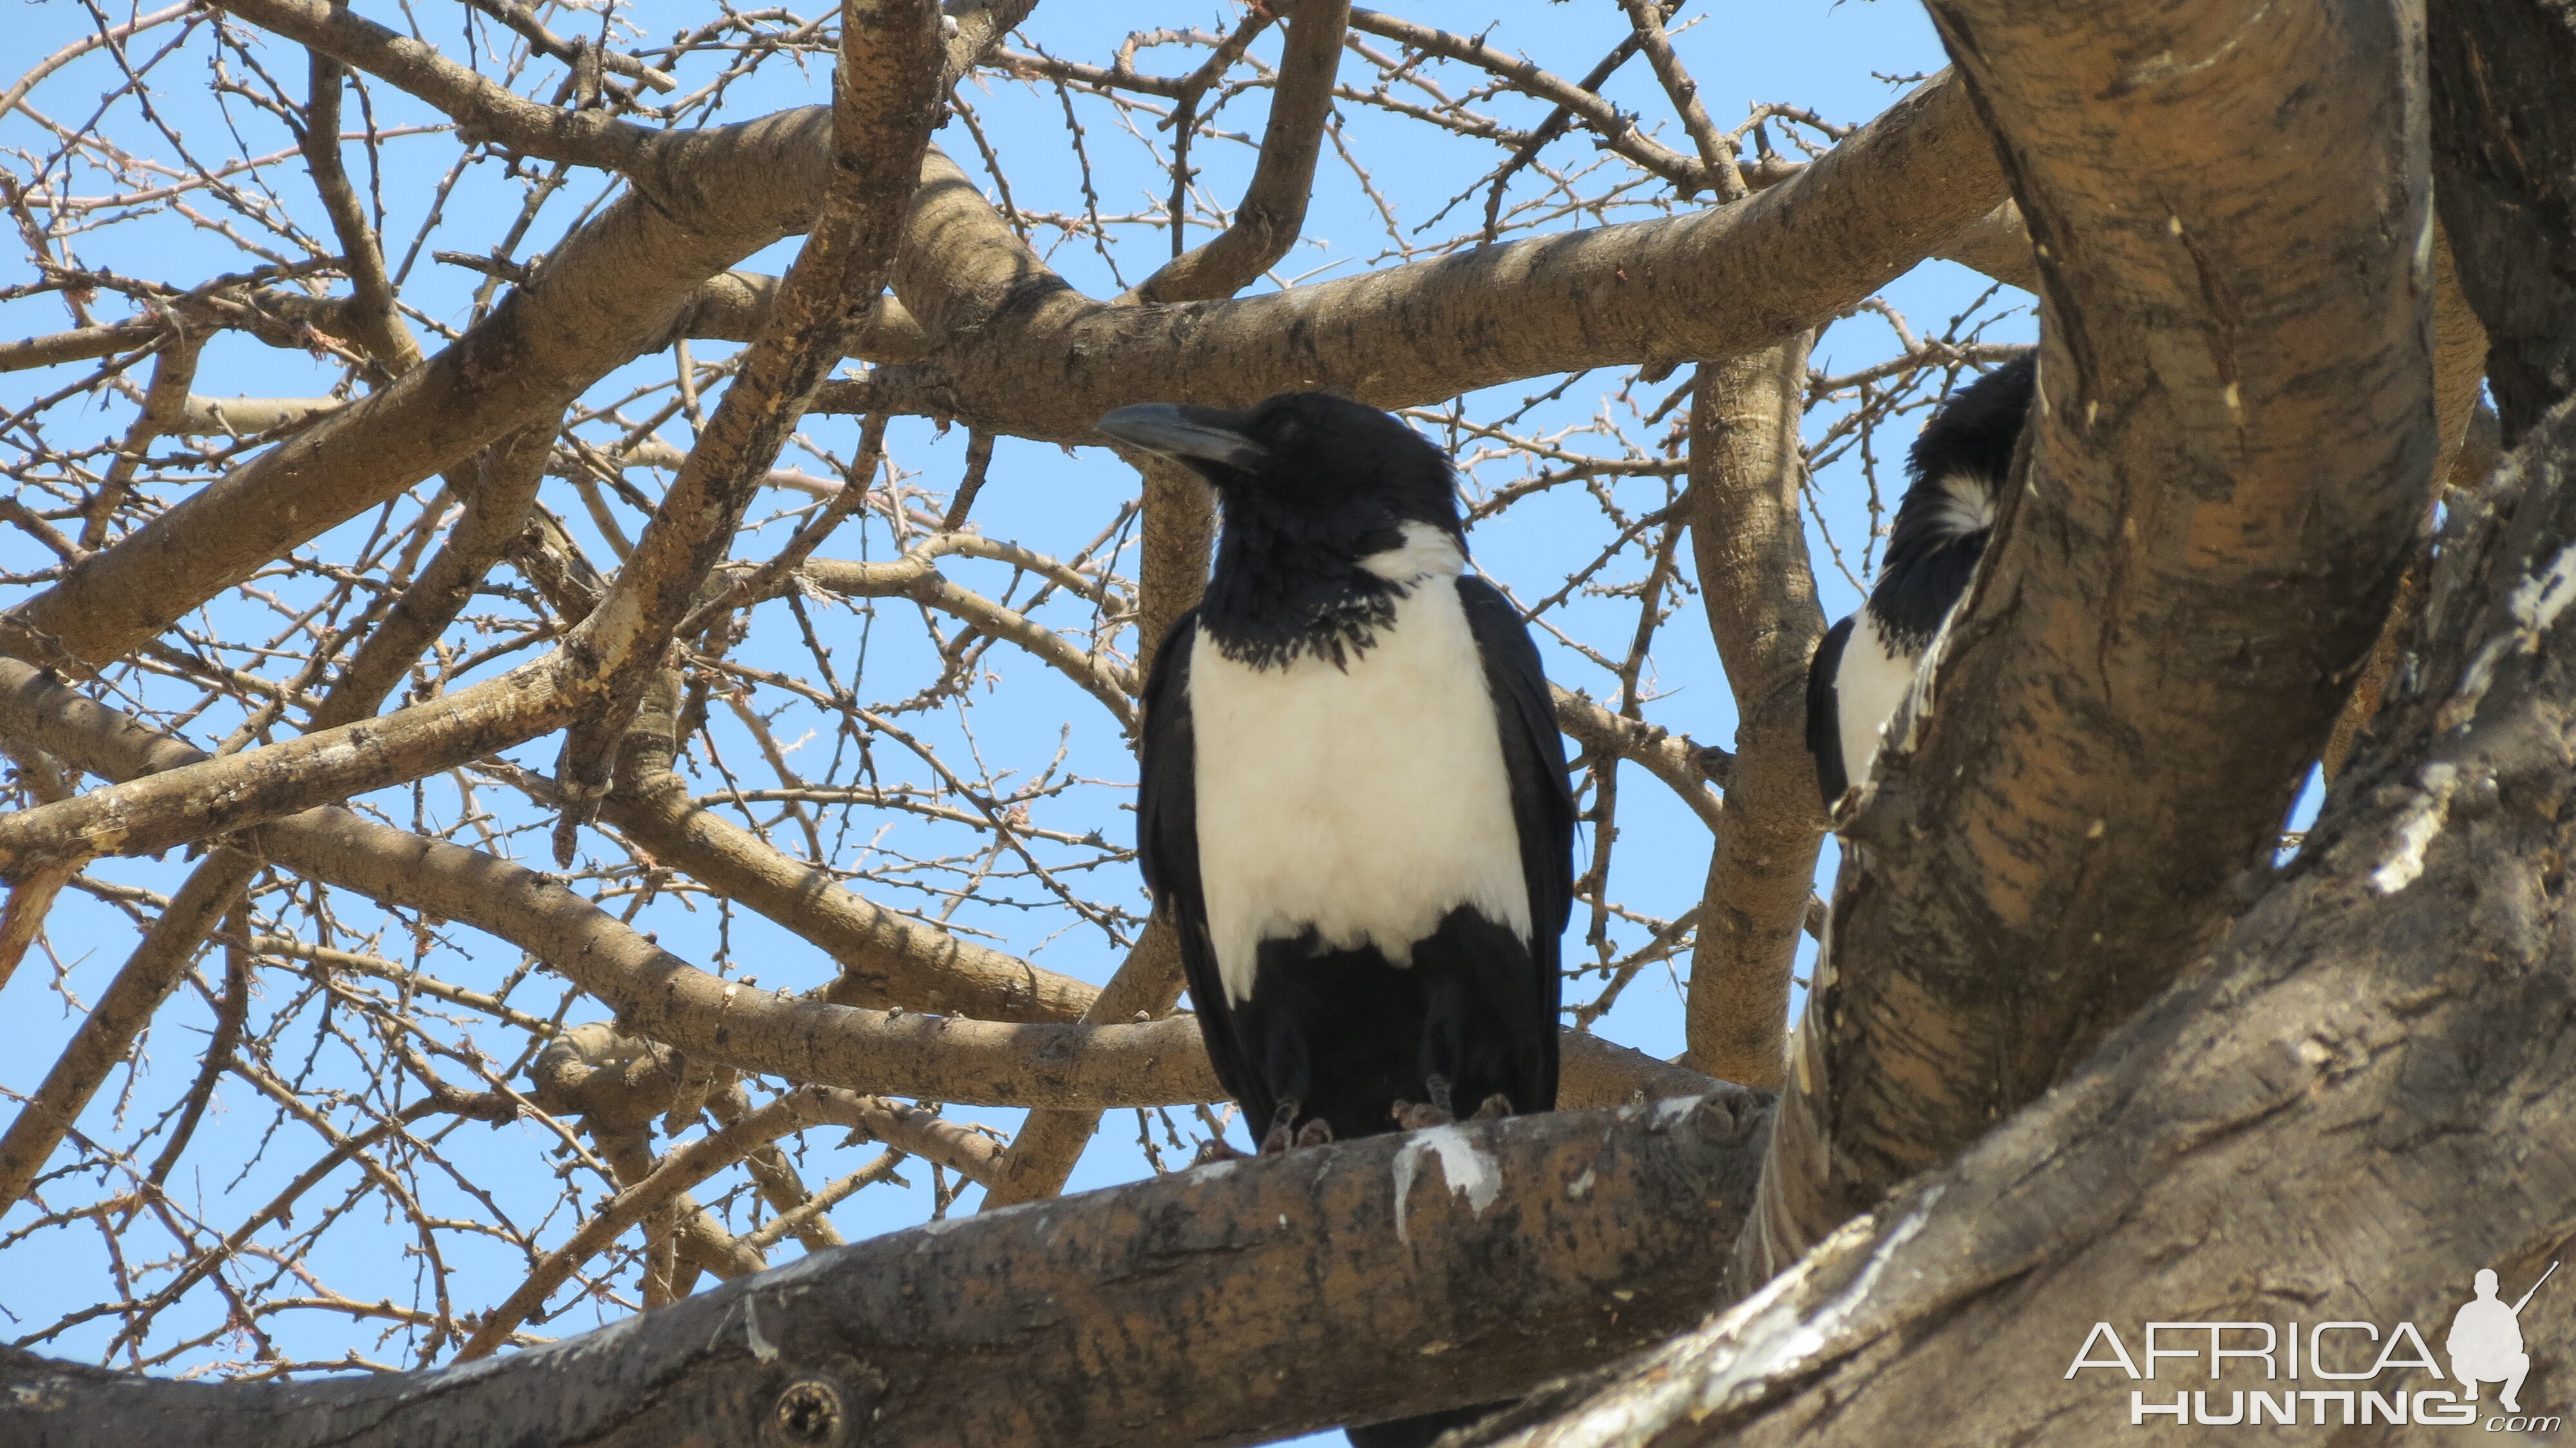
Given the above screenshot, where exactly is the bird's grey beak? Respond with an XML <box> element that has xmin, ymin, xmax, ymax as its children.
<box><xmin>1097</xmin><ymin>403</ymin><xmax>1271</xmax><ymax>472</ymax></box>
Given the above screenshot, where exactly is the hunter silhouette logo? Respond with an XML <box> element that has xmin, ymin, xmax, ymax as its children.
<box><xmin>2450</xmin><ymin>1264</ymin><xmax>2556</xmax><ymax>1416</ymax></box>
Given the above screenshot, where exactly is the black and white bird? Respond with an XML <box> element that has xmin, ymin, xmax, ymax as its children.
<box><xmin>1806</xmin><ymin>352</ymin><xmax>2034</xmax><ymax>812</ymax></box>
<box><xmin>1100</xmin><ymin>391</ymin><xmax>1577</xmax><ymax>1156</ymax></box>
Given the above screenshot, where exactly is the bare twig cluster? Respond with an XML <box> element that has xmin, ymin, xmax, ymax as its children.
<box><xmin>0</xmin><ymin>0</ymin><xmax>2023</xmax><ymax>1381</ymax></box>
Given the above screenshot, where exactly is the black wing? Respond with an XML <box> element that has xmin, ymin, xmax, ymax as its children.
<box><xmin>1805</xmin><ymin>614</ymin><xmax>1853</xmax><ymax>813</ymax></box>
<box><xmin>1135</xmin><ymin>610</ymin><xmax>1267</xmax><ymax>1124</ymax></box>
<box><xmin>1456</xmin><ymin>576</ymin><xmax>1577</xmax><ymax>1113</ymax></box>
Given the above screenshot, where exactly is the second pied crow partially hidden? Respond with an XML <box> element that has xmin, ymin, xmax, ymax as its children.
<box><xmin>1100</xmin><ymin>392</ymin><xmax>1577</xmax><ymax>1154</ymax></box>
<box><xmin>1806</xmin><ymin>352</ymin><xmax>2034</xmax><ymax>813</ymax></box>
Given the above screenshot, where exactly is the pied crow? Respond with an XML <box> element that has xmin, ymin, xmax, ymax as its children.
<box><xmin>1100</xmin><ymin>392</ymin><xmax>1577</xmax><ymax>1157</ymax></box>
<box><xmin>1806</xmin><ymin>351</ymin><xmax>2034</xmax><ymax>813</ymax></box>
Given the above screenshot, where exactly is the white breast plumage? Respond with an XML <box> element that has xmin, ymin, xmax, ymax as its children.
<box><xmin>1189</xmin><ymin>524</ymin><xmax>1530</xmax><ymax>1005</ymax></box>
<box><xmin>1833</xmin><ymin>609</ymin><xmax>1924</xmax><ymax>797</ymax></box>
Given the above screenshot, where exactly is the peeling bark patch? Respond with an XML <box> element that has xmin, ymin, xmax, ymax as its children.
<box><xmin>1692</xmin><ymin>1184</ymin><xmax>1946</xmax><ymax>1419</ymax></box>
<box><xmin>2371</xmin><ymin>761</ymin><xmax>2459</xmax><ymax>895</ymax></box>
<box><xmin>1392</xmin><ymin>1126</ymin><xmax>1502</xmax><ymax>1244</ymax></box>
<box><xmin>2446</xmin><ymin>539</ymin><xmax>2576</xmax><ymax>731</ymax></box>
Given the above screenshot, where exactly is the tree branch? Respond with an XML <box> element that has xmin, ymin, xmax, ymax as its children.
<box><xmin>0</xmin><ymin>848</ymin><xmax>258</xmax><ymax>1214</ymax></box>
<box><xmin>1129</xmin><ymin>0</ymin><xmax>1350</xmax><ymax>304</ymax></box>
<box><xmin>1738</xmin><ymin>0</ymin><xmax>2438</xmax><ymax>1284</ymax></box>
<box><xmin>1550</xmin><ymin>685</ymin><xmax>1725</xmax><ymax>834</ymax></box>
<box><xmin>547</xmin><ymin>0</ymin><xmax>947</xmax><ymax>846</ymax></box>
<box><xmin>842</xmin><ymin>72</ymin><xmax>2009</xmax><ymax>444</ymax></box>
<box><xmin>1475</xmin><ymin>399</ymin><xmax>2576</xmax><ymax>1448</ymax></box>
<box><xmin>2</xmin><ymin>1094</ymin><xmax>1773</xmax><ymax>1448</ymax></box>
<box><xmin>460</xmin><ymin>1083</ymin><xmax>1005</xmax><ymax>1358</ymax></box>
<box><xmin>0</xmin><ymin>660</ymin><xmax>1717</xmax><ymax>1113</ymax></box>
<box><xmin>1679</xmin><ymin>338</ymin><xmax>1825</xmax><ymax>1087</ymax></box>
<box><xmin>598</xmin><ymin>734</ymin><xmax>1102</xmax><ymax>1025</ymax></box>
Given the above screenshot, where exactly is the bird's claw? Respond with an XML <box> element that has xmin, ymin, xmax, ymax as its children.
<box><xmin>1390</xmin><ymin>1098</ymin><xmax>1454</xmax><ymax>1130</ymax></box>
<box><xmin>1468</xmin><ymin>1093</ymin><xmax>1511</xmax><ymax>1121</ymax></box>
<box><xmin>1258</xmin><ymin>1116</ymin><xmax>1334</xmax><ymax>1152</ymax></box>
<box><xmin>1258</xmin><ymin>1098</ymin><xmax>1308</xmax><ymax>1154</ymax></box>
<box><xmin>1193</xmin><ymin>1137</ymin><xmax>1252</xmax><ymax>1165</ymax></box>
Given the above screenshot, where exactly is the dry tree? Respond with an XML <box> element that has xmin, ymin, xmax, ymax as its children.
<box><xmin>1</xmin><ymin>0</ymin><xmax>2568</xmax><ymax>1443</ymax></box>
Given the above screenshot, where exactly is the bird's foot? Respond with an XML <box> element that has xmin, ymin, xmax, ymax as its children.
<box><xmin>1294</xmin><ymin>1118</ymin><xmax>1334</xmax><ymax>1148</ymax></box>
<box><xmin>1469</xmin><ymin>1093</ymin><xmax>1512</xmax><ymax>1121</ymax></box>
<box><xmin>1390</xmin><ymin>1099</ymin><xmax>1454</xmax><ymax>1130</ymax></box>
<box><xmin>1259</xmin><ymin>1099</ymin><xmax>1303</xmax><ymax>1155</ymax></box>
<box><xmin>1193</xmin><ymin>1137</ymin><xmax>1251</xmax><ymax>1165</ymax></box>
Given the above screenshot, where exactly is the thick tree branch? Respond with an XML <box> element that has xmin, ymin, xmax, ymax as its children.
<box><xmin>2319</xmin><ymin>226</ymin><xmax>2492</xmax><ymax>780</ymax></box>
<box><xmin>1739</xmin><ymin>0</ymin><xmax>2439</xmax><ymax>1282</ymax></box>
<box><xmin>2</xmin><ymin>1093</ymin><xmax>1772</xmax><ymax>1448</ymax></box>
<box><xmin>838</xmin><ymin>72</ymin><xmax>2007</xmax><ymax>443</ymax></box>
<box><xmin>0</xmin><ymin>322</ymin><xmax>163</xmax><ymax>373</ymax></box>
<box><xmin>1551</xmin><ymin>685</ymin><xmax>1727</xmax><ymax>834</ymax></box>
<box><xmin>1477</xmin><ymin>398</ymin><xmax>2576</xmax><ymax>1448</ymax></box>
<box><xmin>0</xmin><ymin>859</ymin><xmax>75</xmax><ymax>995</ymax></box>
<box><xmin>2431</xmin><ymin>0</ymin><xmax>2576</xmax><ymax>444</ymax></box>
<box><xmin>0</xmin><ymin>660</ymin><xmax>1714</xmax><ymax>1116</ymax></box>
<box><xmin>0</xmin><ymin>645</ymin><xmax>594</xmax><ymax>878</ymax></box>
<box><xmin>5</xmin><ymin>71</ymin><xmax>2003</xmax><ymax>674</ymax></box>
<box><xmin>1680</xmin><ymin>338</ymin><xmax>1826</xmax><ymax>1087</ymax></box>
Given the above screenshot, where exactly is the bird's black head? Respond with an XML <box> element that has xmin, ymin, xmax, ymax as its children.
<box><xmin>1097</xmin><ymin>392</ymin><xmax>1464</xmax><ymax>667</ymax></box>
<box><xmin>1096</xmin><ymin>391</ymin><xmax>1463</xmax><ymax>549</ymax></box>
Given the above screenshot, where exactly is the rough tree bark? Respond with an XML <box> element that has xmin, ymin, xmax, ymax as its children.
<box><xmin>1735</xmin><ymin>0</ymin><xmax>2441</xmax><ymax>1283</ymax></box>
<box><xmin>1469</xmin><ymin>397</ymin><xmax>2576</xmax><ymax>1448</ymax></box>
<box><xmin>1437</xmin><ymin>0</ymin><xmax>2576</xmax><ymax>1440</ymax></box>
<box><xmin>0</xmin><ymin>1094</ymin><xmax>1772</xmax><ymax>1448</ymax></box>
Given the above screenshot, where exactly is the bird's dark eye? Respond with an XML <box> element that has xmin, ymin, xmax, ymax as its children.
<box><xmin>1271</xmin><ymin>417</ymin><xmax>1303</xmax><ymax>444</ymax></box>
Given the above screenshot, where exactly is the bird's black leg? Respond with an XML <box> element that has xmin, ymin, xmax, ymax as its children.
<box><xmin>1408</xmin><ymin>972</ymin><xmax>1475</xmax><ymax>1131</ymax></box>
<box><xmin>1258</xmin><ymin>1098</ymin><xmax>1302</xmax><ymax>1155</ymax></box>
<box><xmin>1258</xmin><ymin>1011</ymin><xmax>1316</xmax><ymax>1154</ymax></box>
<box><xmin>1427</xmin><ymin>1072</ymin><xmax>1457</xmax><ymax>1119</ymax></box>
